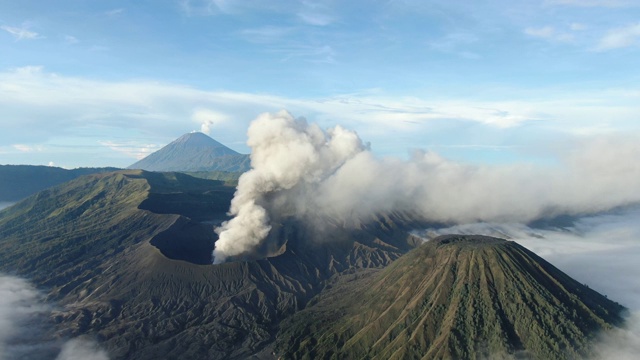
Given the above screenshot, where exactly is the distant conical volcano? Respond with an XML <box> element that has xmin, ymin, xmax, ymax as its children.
<box><xmin>128</xmin><ymin>132</ymin><xmax>250</xmax><ymax>172</ymax></box>
<box><xmin>277</xmin><ymin>235</ymin><xmax>626</xmax><ymax>359</ymax></box>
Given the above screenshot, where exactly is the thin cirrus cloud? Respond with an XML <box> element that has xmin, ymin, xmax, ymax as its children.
<box><xmin>105</xmin><ymin>8</ymin><xmax>124</xmax><ymax>16</ymax></box>
<box><xmin>298</xmin><ymin>12</ymin><xmax>334</xmax><ymax>26</ymax></box>
<box><xmin>545</xmin><ymin>0</ymin><xmax>639</xmax><ymax>7</ymax></box>
<box><xmin>595</xmin><ymin>23</ymin><xmax>640</xmax><ymax>51</ymax></box>
<box><xmin>0</xmin><ymin>66</ymin><xmax>636</xmax><ymax>131</ymax></box>
<box><xmin>64</xmin><ymin>35</ymin><xmax>79</xmax><ymax>44</ymax></box>
<box><xmin>524</xmin><ymin>26</ymin><xmax>574</xmax><ymax>42</ymax></box>
<box><xmin>179</xmin><ymin>0</ymin><xmax>245</xmax><ymax>16</ymax></box>
<box><xmin>1</xmin><ymin>66</ymin><xmax>639</xmax><ymax>167</ymax></box>
<box><xmin>98</xmin><ymin>141</ymin><xmax>160</xmax><ymax>160</ymax></box>
<box><xmin>523</xmin><ymin>22</ymin><xmax>640</xmax><ymax>51</ymax></box>
<box><xmin>1</xmin><ymin>25</ymin><xmax>41</xmax><ymax>41</ymax></box>
<box><xmin>12</xmin><ymin>144</ymin><xmax>44</xmax><ymax>153</ymax></box>
<box><xmin>239</xmin><ymin>26</ymin><xmax>293</xmax><ymax>43</ymax></box>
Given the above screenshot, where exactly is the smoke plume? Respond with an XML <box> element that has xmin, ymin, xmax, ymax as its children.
<box><xmin>213</xmin><ymin>110</ymin><xmax>640</xmax><ymax>263</ymax></box>
<box><xmin>213</xmin><ymin>110</ymin><xmax>366</xmax><ymax>263</ymax></box>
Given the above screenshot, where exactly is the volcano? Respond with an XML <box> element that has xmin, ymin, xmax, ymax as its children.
<box><xmin>0</xmin><ymin>172</ymin><xmax>627</xmax><ymax>359</ymax></box>
<box><xmin>0</xmin><ymin>170</ymin><xmax>417</xmax><ymax>359</ymax></box>
<box><xmin>128</xmin><ymin>132</ymin><xmax>250</xmax><ymax>172</ymax></box>
<box><xmin>277</xmin><ymin>235</ymin><xmax>626</xmax><ymax>359</ymax></box>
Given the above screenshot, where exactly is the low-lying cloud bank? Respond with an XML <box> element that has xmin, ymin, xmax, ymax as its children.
<box><xmin>0</xmin><ymin>275</ymin><xmax>48</xmax><ymax>359</ymax></box>
<box><xmin>0</xmin><ymin>274</ymin><xmax>108</xmax><ymax>360</ymax></box>
<box><xmin>213</xmin><ymin>110</ymin><xmax>640</xmax><ymax>263</ymax></box>
<box><xmin>56</xmin><ymin>338</ymin><xmax>109</xmax><ymax>360</ymax></box>
<box><xmin>415</xmin><ymin>205</ymin><xmax>640</xmax><ymax>359</ymax></box>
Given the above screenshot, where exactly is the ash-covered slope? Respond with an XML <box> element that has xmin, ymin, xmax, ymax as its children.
<box><xmin>277</xmin><ymin>235</ymin><xmax>626</xmax><ymax>360</ymax></box>
<box><xmin>128</xmin><ymin>132</ymin><xmax>250</xmax><ymax>172</ymax></box>
<box><xmin>0</xmin><ymin>170</ymin><xmax>418</xmax><ymax>360</ymax></box>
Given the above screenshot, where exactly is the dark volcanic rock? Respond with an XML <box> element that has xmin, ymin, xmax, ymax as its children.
<box><xmin>277</xmin><ymin>235</ymin><xmax>626</xmax><ymax>360</ymax></box>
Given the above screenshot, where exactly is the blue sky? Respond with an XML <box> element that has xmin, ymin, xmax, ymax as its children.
<box><xmin>1</xmin><ymin>0</ymin><xmax>639</xmax><ymax>168</ymax></box>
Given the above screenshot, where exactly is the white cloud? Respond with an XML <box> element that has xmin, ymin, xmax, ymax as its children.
<box><xmin>524</xmin><ymin>26</ymin><xmax>574</xmax><ymax>42</ymax></box>
<box><xmin>297</xmin><ymin>0</ymin><xmax>335</xmax><ymax>26</ymax></box>
<box><xmin>298</xmin><ymin>12</ymin><xmax>334</xmax><ymax>26</ymax></box>
<box><xmin>525</xmin><ymin>26</ymin><xmax>555</xmax><ymax>38</ymax></box>
<box><xmin>239</xmin><ymin>26</ymin><xmax>293</xmax><ymax>43</ymax></box>
<box><xmin>0</xmin><ymin>275</ymin><xmax>49</xmax><ymax>359</ymax></box>
<box><xmin>428</xmin><ymin>32</ymin><xmax>481</xmax><ymax>58</ymax></box>
<box><xmin>89</xmin><ymin>45</ymin><xmax>110</xmax><ymax>52</ymax></box>
<box><xmin>595</xmin><ymin>23</ymin><xmax>640</xmax><ymax>51</ymax></box>
<box><xmin>64</xmin><ymin>35</ymin><xmax>79</xmax><ymax>44</ymax></box>
<box><xmin>545</xmin><ymin>0</ymin><xmax>638</xmax><ymax>7</ymax></box>
<box><xmin>0</xmin><ymin>66</ymin><xmax>639</xmax><ymax>166</ymax></box>
<box><xmin>267</xmin><ymin>43</ymin><xmax>337</xmax><ymax>64</ymax></box>
<box><xmin>99</xmin><ymin>141</ymin><xmax>160</xmax><ymax>160</ymax></box>
<box><xmin>180</xmin><ymin>0</ymin><xmax>236</xmax><ymax>16</ymax></box>
<box><xmin>55</xmin><ymin>338</ymin><xmax>109</xmax><ymax>360</ymax></box>
<box><xmin>1</xmin><ymin>25</ymin><xmax>41</xmax><ymax>41</ymax></box>
<box><xmin>570</xmin><ymin>23</ymin><xmax>587</xmax><ymax>31</ymax></box>
<box><xmin>105</xmin><ymin>8</ymin><xmax>124</xmax><ymax>16</ymax></box>
<box><xmin>12</xmin><ymin>144</ymin><xmax>44</xmax><ymax>152</ymax></box>
<box><xmin>0</xmin><ymin>274</ymin><xmax>109</xmax><ymax>359</ymax></box>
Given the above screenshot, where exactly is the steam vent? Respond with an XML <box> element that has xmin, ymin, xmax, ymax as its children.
<box><xmin>277</xmin><ymin>235</ymin><xmax>626</xmax><ymax>359</ymax></box>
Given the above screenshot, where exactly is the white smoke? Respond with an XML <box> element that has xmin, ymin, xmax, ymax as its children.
<box><xmin>213</xmin><ymin>110</ymin><xmax>640</xmax><ymax>263</ymax></box>
<box><xmin>213</xmin><ymin>110</ymin><xmax>366</xmax><ymax>263</ymax></box>
<box><xmin>192</xmin><ymin>108</ymin><xmax>228</xmax><ymax>135</ymax></box>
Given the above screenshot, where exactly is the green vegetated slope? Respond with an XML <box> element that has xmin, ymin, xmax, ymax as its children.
<box><xmin>277</xmin><ymin>235</ymin><xmax>626</xmax><ymax>360</ymax></box>
<box><xmin>0</xmin><ymin>170</ymin><xmax>418</xmax><ymax>360</ymax></box>
<box><xmin>0</xmin><ymin>164</ymin><xmax>120</xmax><ymax>202</ymax></box>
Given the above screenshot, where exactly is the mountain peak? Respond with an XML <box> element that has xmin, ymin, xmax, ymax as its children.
<box><xmin>278</xmin><ymin>234</ymin><xmax>626</xmax><ymax>359</ymax></box>
<box><xmin>127</xmin><ymin>132</ymin><xmax>250</xmax><ymax>172</ymax></box>
<box><xmin>174</xmin><ymin>132</ymin><xmax>229</xmax><ymax>148</ymax></box>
